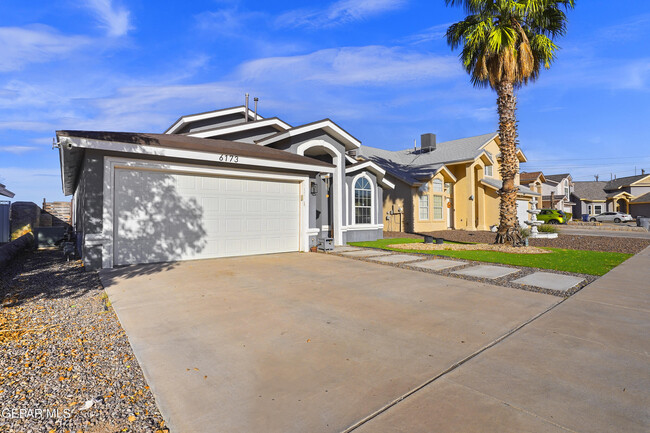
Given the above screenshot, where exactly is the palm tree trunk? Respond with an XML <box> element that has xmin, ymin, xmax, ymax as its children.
<box><xmin>495</xmin><ymin>80</ymin><xmax>523</xmax><ymax>245</ymax></box>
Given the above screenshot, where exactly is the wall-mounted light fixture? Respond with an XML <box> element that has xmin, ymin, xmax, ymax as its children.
<box><xmin>310</xmin><ymin>181</ymin><xmax>318</xmax><ymax>196</ymax></box>
<box><xmin>469</xmin><ymin>195</ymin><xmax>474</xmax><ymax>201</ymax></box>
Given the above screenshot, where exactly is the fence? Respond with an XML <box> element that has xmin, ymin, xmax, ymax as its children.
<box><xmin>0</xmin><ymin>201</ymin><xmax>9</xmax><ymax>243</ymax></box>
<box><xmin>42</xmin><ymin>200</ymin><xmax>72</xmax><ymax>226</ymax></box>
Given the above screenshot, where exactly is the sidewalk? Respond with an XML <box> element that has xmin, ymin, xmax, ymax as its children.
<box><xmin>353</xmin><ymin>247</ymin><xmax>650</xmax><ymax>433</ymax></box>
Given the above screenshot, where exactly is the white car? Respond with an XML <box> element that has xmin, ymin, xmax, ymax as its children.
<box><xmin>589</xmin><ymin>212</ymin><xmax>634</xmax><ymax>223</ymax></box>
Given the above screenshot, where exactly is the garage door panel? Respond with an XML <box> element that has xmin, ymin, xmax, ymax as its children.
<box><xmin>114</xmin><ymin>169</ymin><xmax>300</xmax><ymax>266</ymax></box>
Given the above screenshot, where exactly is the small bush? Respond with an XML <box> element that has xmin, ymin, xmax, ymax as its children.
<box><xmin>538</xmin><ymin>224</ymin><xmax>559</xmax><ymax>233</ymax></box>
<box><xmin>564</xmin><ymin>212</ymin><xmax>573</xmax><ymax>221</ymax></box>
<box><xmin>519</xmin><ymin>227</ymin><xmax>531</xmax><ymax>239</ymax></box>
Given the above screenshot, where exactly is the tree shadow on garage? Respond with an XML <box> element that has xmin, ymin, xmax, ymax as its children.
<box><xmin>99</xmin><ymin>169</ymin><xmax>207</xmax><ymax>285</ymax></box>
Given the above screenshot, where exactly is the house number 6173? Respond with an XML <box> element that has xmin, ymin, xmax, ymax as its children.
<box><xmin>218</xmin><ymin>154</ymin><xmax>239</xmax><ymax>163</ymax></box>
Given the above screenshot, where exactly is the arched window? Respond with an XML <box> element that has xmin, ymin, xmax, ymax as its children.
<box><xmin>432</xmin><ymin>178</ymin><xmax>443</xmax><ymax>192</ymax></box>
<box><xmin>354</xmin><ymin>177</ymin><xmax>372</xmax><ymax>224</ymax></box>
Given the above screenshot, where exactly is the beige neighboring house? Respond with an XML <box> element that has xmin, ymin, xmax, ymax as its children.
<box><xmin>356</xmin><ymin>133</ymin><xmax>539</xmax><ymax>232</ymax></box>
<box><xmin>540</xmin><ymin>173</ymin><xmax>575</xmax><ymax>213</ymax></box>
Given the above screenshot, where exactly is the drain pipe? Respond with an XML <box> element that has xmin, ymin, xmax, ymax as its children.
<box><xmin>245</xmin><ymin>93</ymin><xmax>249</xmax><ymax>122</ymax></box>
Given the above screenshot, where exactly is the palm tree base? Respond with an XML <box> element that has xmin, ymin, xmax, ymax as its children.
<box><xmin>495</xmin><ymin>226</ymin><xmax>523</xmax><ymax>246</ymax></box>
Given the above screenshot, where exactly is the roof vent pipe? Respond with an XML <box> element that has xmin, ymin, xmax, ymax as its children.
<box><xmin>421</xmin><ymin>133</ymin><xmax>436</xmax><ymax>153</ymax></box>
<box><xmin>245</xmin><ymin>93</ymin><xmax>249</xmax><ymax>122</ymax></box>
<box><xmin>254</xmin><ymin>97</ymin><xmax>259</xmax><ymax>121</ymax></box>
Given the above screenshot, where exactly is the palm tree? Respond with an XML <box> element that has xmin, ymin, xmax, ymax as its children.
<box><xmin>445</xmin><ymin>0</ymin><xmax>575</xmax><ymax>244</ymax></box>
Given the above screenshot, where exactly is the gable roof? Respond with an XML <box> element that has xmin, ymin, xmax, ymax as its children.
<box><xmin>572</xmin><ymin>181</ymin><xmax>608</xmax><ymax>200</ymax></box>
<box><xmin>357</xmin><ymin>132</ymin><xmax>500</xmax><ymax>185</ymax></box>
<box><xmin>164</xmin><ymin>105</ymin><xmax>261</xmax><ymax>134</ymax></box>
<box><xmin>604</xmin><ymin>174</ymin><xmax>650</xmax><ymax>190</ymax></box>
<box><xmin>520</xmin><ymin>171</ymin><xmax>545</xmax><ymax>184</ymax></box>
<box><xmin>544</xmin><ymin>173</ymin><xmax>571</xmax><ymax>184</ymax></box>
<box><xmin>631</xmin><ymin>192</ymin><xmax>650</xmax><ymax>203</ymax></box>
<box><xmin>255</xmin><ymin>119</ymin><xmax>361</xmax><ymax>151</ymax></box>
<box><xmin>0</xmin><ymin>183</ymin><xmax>15</xmax><ymax>198</ymax></box>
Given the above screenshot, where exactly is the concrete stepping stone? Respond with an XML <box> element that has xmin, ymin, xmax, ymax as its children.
<box><xmin>512</xmin><ymin>272</ymin><xmax>584</xmax><ymax>292</ymax></box>
<box><xmin>340</xmin><ymin>250</ymin><xmax>393</xmax><ymax>258</ymax></box>
<box><xmin>334</xmin><ymin>246</ymin><xmax>362</xmax><ymax>252</ymax></box>
<box><xmin>451</xmin><ymin>265</ymin><xmax>519</xmax><ymax>279</ymax></box>
<box><xmin>370</xmin><ymin>254</ymin><xmax>422</xmax><ymax>264</ymax></box>
<box><xmin>408</xmin><ymin>259</ymin><xmax>465</xmax><ymax>271</ymax></box>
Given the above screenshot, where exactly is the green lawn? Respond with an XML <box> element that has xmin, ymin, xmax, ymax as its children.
<box><xmin>348</xmin><ymin>238</ymin><xmax>631</xmax><ymax>276</ymax></box>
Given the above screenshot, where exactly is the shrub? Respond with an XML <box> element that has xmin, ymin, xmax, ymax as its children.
<box><xmin>519</xmin><ymin>227</ymin><xmax>531</xmax><ymax>239</ymax></box>
<box><xmin>538</xmin><ymin>224</ymin><xmax>559</xmax><ymax>233</ymax></box>
<box><xmin>564</xmin><ymin>212</ymin><xmax>573</xmax><ymax>221</ymax></box>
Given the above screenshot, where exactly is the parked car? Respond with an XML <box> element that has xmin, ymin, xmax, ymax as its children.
<box><xmin>537</xmin><ymin>209</ymin><xmax>568</xmax><ymax>224</ymax></box>
<box><xmin>589</xmin><ymin>212</ymin><xmax>633</xmax><ymax>223</ymax></box>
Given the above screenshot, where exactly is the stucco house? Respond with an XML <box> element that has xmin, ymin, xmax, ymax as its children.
<box><xmin>572</xmin><ymin>173</ymin><xmax>650</xmax><ymax>219</ymax></box>
<box><xmin>540</xmin><ymin>173</ymin><xmax>574</xmax><ymax>213</ymax></box>
<box><xmin>355</xmin><ymin>133</ymin><xmax>539</xmax><ymax>232</ymax></box>
<box><xmin>519</xmin><ymin>171</ymin><xmax>545</xmax><ymax>196</ymax></box>
<box><xmin>57</xmin><ymin>105</ymin><xmax>393</xmax><ymax>269</ymax></box>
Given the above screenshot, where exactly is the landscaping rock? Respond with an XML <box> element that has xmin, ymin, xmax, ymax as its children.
<box><xmin>0</xmin><ymin>249</ymin><xmax>168</xmax><ymax>433</ymax></box>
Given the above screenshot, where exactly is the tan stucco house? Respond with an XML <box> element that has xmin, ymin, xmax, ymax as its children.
<box><xmin>356</xmin><ymin>133</ymin><xmax>539</xmax><ymax>232</ymax></box>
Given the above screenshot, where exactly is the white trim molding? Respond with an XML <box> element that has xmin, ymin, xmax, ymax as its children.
<box><xmin>257</xmin><ymin>119</ymin><xmax>361</xmax><ymax>151</ymax></box>
<box><xmin>346</xmin><ymin>160</ymin><xmax>396</xmax><ymax>189</ymax></box>
<box><xmin>296</xmin><ymin>139</ymin><xmax>344</xmax><ymax>246</ymax></box>
<box><xmin>187</xmin><ymin>118</ymin><xmax>291</xmax><ymax>139</ymax></box>
<box><xmin>101</xmin><ymin>156</ymin><xmax>310</xmax><ymax>268</ymax></box>
<box><xmin>351</xmin><ymin>172</ymin><xmax>375</xmax><ymax>225</ymax></box>
<box><xmin>60</xmin><ymin>136</ymin><xmax>332</xmax><ymax>195</ymax></box>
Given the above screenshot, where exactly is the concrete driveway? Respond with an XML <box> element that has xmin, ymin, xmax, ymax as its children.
<box><xmin>99</xmin><ymin>253</ymin><xmax>558</xmax><ymax>433</ymax></box>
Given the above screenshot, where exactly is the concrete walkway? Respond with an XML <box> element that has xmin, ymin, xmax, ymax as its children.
<box><xmin>354</xmin><ymin>246</ymin><xmax>650</xmax><ymax>433</ymax></box>
<box><xmin>559</xmin><ymin>227</ymin><xmax>650</xmax><ymax>239</ymax></box>
<box><xmin>99</xmin><ymin>253</ymin><xmax>558</xmax><ymax>433</ymax></box>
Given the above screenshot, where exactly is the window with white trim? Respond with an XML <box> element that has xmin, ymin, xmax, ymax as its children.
<box><xmin>432</xmin><ymin>178</ymin><xmax>443</xmax><ymax>192</ymax></box>
<box><xmin>433</xmin><ymin>195</ymin><xmax>443</xmax><ymax>220</ymax></box>
<box><xmin>354</xmin><ymin>177</ymin><xmax>372</xmax><ymax>224</ymax></box>
<box><xmin>484</xmin><ymin>164</ymin><xmax>493</xmax><ymax>177</ymax></box>
<box><xmin>564</xmin><ymin>180</ymin><xmax>569</xmax><ymax>198</ymax></box>
<box><xmin>594</xmin><ymin>205</ymin><xmax>602</xmax><ymax>214</ymax></box>
<box><xmin>419</xmin><ymin>195</ymin><xmax>429</xmax><ymax>220</ymax></box>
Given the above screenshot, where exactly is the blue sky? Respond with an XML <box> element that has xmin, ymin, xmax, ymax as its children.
<box><xmin>1</xmin><ymin>0</ymin><xmax>649</xmax><ymax>204</ymax></box>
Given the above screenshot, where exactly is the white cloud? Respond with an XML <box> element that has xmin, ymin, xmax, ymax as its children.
<box><xmin>238</xmin><ymin>45</ymin><xmax>460</xmax><ymax>86</ymax></box>
<box><xmin>401</xmin><ymin>23</ymin><xmax>451</xmax><ymax>45</ymax></box>
<box><xmin>0</xmin><ymin>146</ymin><xmax>39</xmax><ymax>154</ymax></box>
<box><xmin>0</xmin><ymin>167</ymin><xmax>65</xmax><ymax>203</ymax></box>
<box><xmin>0</xmin><ymin>25</ymin><xmax>89</xmax><ymax>72</ymax></box>
<box><xmin>84</xmin><ymin>0</ymin><xmax>133</xmax><ymax>37</ymax></box>
<box><xmin>277</xmin><ymin>0</ymin><xmax>407</xmax><ymax>28</ymax></box>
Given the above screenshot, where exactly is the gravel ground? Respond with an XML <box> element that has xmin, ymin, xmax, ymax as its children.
<box><xmin>384</xmin><ymin>230</ymin><xmax>650</xmax><ymax>254</ymax></box>
<box><xmin>0</xmin><ymin>249</ymin><xmax>168</xmax><ymax>433</ymax></box>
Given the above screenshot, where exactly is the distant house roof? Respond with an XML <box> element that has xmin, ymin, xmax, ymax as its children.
<box><xmin>544</xmin><ymin>173</ymin><xmax>571</xmax><ymax>184</ymax></box>
<box><xmin>572</xmin><ymin>181</ymin><xmax>608</xmax><ymax>201</ymax></box>
<box><xmin>358</xmin><ymin>132</ymin><xmax>499</xmax><ymax>185</ymax></box>
<box><xmin>480</xmin><ymin>177</ymin><xmax>540</xmax><ymax>196</ymax></box>
<box><xmin>520</xmin><ymin>171</ymin><xmax>544</xmax><ymax>183</ymax></box>
<box><xmin>0</xmin><ymin>183</ymin><xmax>15</xmax><ymax>198</ymax></box>
<box><xmin>604</xmin><ymin>174</ymin><xmax>650</xmax><ymax>191</ymax></box>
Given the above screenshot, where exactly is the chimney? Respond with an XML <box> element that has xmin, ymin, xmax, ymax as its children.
<box><xmin>254</xmin><ymin>97</ymin><xmax>259</xmax><ymax>121</ymax></box>
<box><xmin>421</xmin><ymin>133</ymin><xmax>436</xmax><ymax>153</ymax></box>
<box><xmin>245</xmin><ymin>93</ymin><xmax>249</xmax><ymax>122</ymax></box>
<box><xmin>643</xmin><ymin>169</ymin><xmax>646</xmax><ymax>175</ymax></box>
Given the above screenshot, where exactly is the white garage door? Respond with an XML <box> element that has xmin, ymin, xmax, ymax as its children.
<box><xmin>516</xmin><ymin>200</ymin><xmax>529</xmax><ymax>228</ymax></box>
<box><xmin>114</xmin><ymin>169</ymin><xmax>300</xmax><ymax>266</ymax></box>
